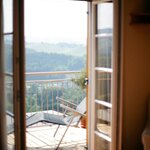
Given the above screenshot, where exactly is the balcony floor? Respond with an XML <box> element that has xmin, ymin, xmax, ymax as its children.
<box><xmin>8</xmin><ymin>122</ymin><xmax>86</xmax><ymax>150</ymax></box>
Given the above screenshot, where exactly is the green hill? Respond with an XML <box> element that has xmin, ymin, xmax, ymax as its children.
<box><xmin>26</xmin><ymin>48</ymin><xmax>86</xmax><ymax>72</ymax></box>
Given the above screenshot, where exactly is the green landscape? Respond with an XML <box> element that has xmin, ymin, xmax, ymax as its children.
<box><xmin>5</xmin><ymin>28</ymin><xmax>112</xmax><ymax>113</ymax></box>
<box><xmin>5</xmin><ymin>40</ymin><xmax>87</xmax><ymax>113</ymax></box>
<box><xmin>25</xmin><ymin>42</ymin><xmax>86</xmax><ymax>112</ymax></box>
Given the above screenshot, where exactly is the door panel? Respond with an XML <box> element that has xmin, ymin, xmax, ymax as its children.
<box><xmin>3</xmin><ymin>0</ymin><xmax>15</xmax><ymax>149</ymax></box>
<box><xmin>1</xmin><ymin>0</ymin><xmax>26</xmax><ymax>149</ymax></box>
<box><xmin>95</xmin><ymin>104</ymin><xmax>111</xmax><ymax>137</ymax></box>
<box><xmin>95</xmin><ymin>71</ymin><xmax>112</xmax><ymax>103</ymax></box>
<box><xmin>91</xmin><ymin>1</ymin><xmax>114</xmax><ymax>149</ymax></box>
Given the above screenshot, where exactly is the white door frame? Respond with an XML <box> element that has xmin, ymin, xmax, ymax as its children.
<box><xmin>87</xmin><ymin>0</ymin><xmax>121</xmax><ymax>149</ymax></box>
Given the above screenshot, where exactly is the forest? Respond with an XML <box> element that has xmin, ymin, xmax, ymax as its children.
<box><xmin>25</xmin><ymin>43</ymin><xmax>86</xmax><ymax>113</ymax></box>
<box><xmin>5</xmin><ymin>31</ymin><xmax>112</xmax><ymax>113</ymax></box>
<box><xmin>26</xmin><ymin>48</ymin><xmax>86</xmax><ymax>73</ymax></box>
<box><xmin>5</xmin><ymin>40</ymin><xmax>87</xmax><ymax>113</ymax></box>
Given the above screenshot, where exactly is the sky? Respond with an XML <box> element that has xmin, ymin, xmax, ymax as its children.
<box><xmin>4</xmin><ymin>0</ymin><xmax>13</xmax><ymax>33</ymax></box>
<box><xmin>4</xmin><ymin>0</ymin><xmax>113</xmax><ymax>43</ymax></box>
<box><xmin>25</xmin><ymin>0</ymin><xmax>88</xmax><ymax>43</ymax></box>
<box><xmin>97</xmin><ymin>3</ymin><xmax>113</xmax><ymax>29</ymax></box>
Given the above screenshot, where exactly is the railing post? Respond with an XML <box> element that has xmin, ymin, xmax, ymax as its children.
<box><xmin>56</xmin><ymin>82</ymin><xmax>59</xmax><ymax>113</ymax></box>
<box><xmin>52</xmin><ymin>82</ymin><xmax>54</xmax><ymax>113</ymax></box>
<box><xmin>41</xmin><ymin>83</ymin><xmax>43</xmax><ymax>111</ymax></box>
<box><xmin>36</xmin><ymin>83</ymin><xmax>38</xmax><ymax>112</ymax></box>
<box><xmin>46</xmin><ymin>82</ymin><xmax>48</xmax><ymax>111</ymax></box>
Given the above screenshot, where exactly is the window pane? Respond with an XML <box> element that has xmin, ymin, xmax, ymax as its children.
<box><xmin>94</xmin><ymin>2</ymin><xmax>113</xmax><ymax>149</ymax></box>
<box><xmin>4</xmin><ymin>35</ymin><xmax>14</xmax><ymax>149</ymax></box>
<box><xmin>4</xmin><ymin>35</ymin><xmax>13</xmax><ymax>73</ymax></box>
<box><xmin>95</xmin><ymin>134</ymin><xmax>110</xmax><ymax>150</ymax></box>
<box><xmin>96</xmin><ymin>3</ymin><xmax>113</xmax><ymax>34</ymax></box>
<box><xmin>95</xmin><ymin>71</ymin><xmax>111</xmax><ymax>103</ymax></box>
<box><xmin>96</xmin><ymin>36</ymin><xmax>112</xmax><ymax>68</ymax></box>
<box><xmin>95</xmin><ymin>104</ymin><xmax>111</xmax><ymax>137</ymax></box>
<box><xmin>3</xmin><ymin>0</ymin><xmax>13</xmax><ymax>33</ymax></box>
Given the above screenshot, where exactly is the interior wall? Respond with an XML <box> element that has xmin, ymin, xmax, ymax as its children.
<box><xmin>121</xmin><ymin>0</ymin><xmax>150</xmax><ymax>149</ymax></box>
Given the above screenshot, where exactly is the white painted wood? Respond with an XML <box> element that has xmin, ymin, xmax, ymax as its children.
<box><xmin>95</xmin><ymin>33</ymin><xmax>112</xmax><ymax>38</ymax></box>
<box><xmin>95</xmin><ymin>131</ymin><xmax>111</xmax><ymax>142</ymax></box>
<box><xmin>95</xmin><ymin>100</ymin><xmax>112</xmax><ymax>108</ymax></box>
<box><xmin>88</xmin><ymin>1</ymin><xmax>97</xmax><ymax>150</ymax></box>
<box><xmin>111</xmin><ymin>0</ymin><xmax>120</xmax><ymax>150</ymax></box>
<box><xmin>95</xmin><ymin>67</ymin><xmax>113</xmax><ymax>73</ymax></box>
<box><xmin>88</xmin><ymin>0</ymin><xmax>120</xmax><ymax>150</ymax></box>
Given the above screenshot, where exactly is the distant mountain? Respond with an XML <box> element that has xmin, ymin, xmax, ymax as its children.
<box><xmin>25</xmin><ymin>47</ymin><xmax>86</xmax><ymax>80</ymax></box>
<box><xmin>4</xmin><ymin>39</ymin><xmax>86</xmax><ymax>75</ymax></box>
<box><xmin>26</xmin><ymin>42</ymin><xmax>86</xmax><ymax>57</ymax></box>
<box><xmin>26</xmin><ymin>47</ymin><xmax>86</xmax><ymax>72</ymax></box>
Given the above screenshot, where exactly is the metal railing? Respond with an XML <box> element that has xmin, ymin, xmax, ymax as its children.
<box><xmin>25</xmin><ymin>71</ymin><xmax>86</xmax><ymax>115</ymax></box>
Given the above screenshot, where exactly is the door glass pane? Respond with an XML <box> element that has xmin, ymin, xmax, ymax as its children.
<box><xmin>95</xmin><ymin>134</ymin><xmax>110</xmax><ymax>150</ymax></box>
<box><xmin>4</xmin><ymin>35</ymin><xmax>14</xmax><ymax>149</ymax></box>
<box><xmin>96</xmin><ymin>2</ymin><xmax>113</xmax><ymax>68</ymax></box>
<box><xmin>94</xmin><ymin>2</ymin><xmax>113</xmax><ymax>149</ymax></box>
<box><xmin>96</xmin><ymin>3</ymin><xmax>113</xmax><ymax>34</ymax></box>
<box><xmin>96</xmin><ymin>36</ymin><xmax>112</xmax><ymax>68</ymax></box>
<box><xmin>95</xmin><ymin>71</ymin><xmax>111</xmax><ymax>103</ymax></box>
<box><xmin>95</xmin><ymin>104</ymin><xmax>111</xmax><ymax>137</ymax></box>
<box><xmin>4</xmin><ymin>35</ymin><xmax>13</xmax><ymax>73</ymax></box>
<box><xmin>3</xmin><ymin>0</ymin><xmax>13</xmax><ymax>33</ymax></box>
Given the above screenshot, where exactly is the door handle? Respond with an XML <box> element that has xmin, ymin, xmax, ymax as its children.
<box><xmin>84</xmin><ymin>77</ymin><xmax>88</xmax><ymax>86</ymax></box>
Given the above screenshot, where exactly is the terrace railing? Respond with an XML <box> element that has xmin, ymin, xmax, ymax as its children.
<box><xmin>25</xmin><ymin>71</ymin><xmax>86</xmax><ymax>115</ymax></box>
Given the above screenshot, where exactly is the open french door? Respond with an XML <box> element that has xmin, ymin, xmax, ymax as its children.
<box><xmin>0</xmin><ymin>0</ymin><xmax>26</xmax><ymax>149</ymax></box>
<box><xmin>88</xmin><ymin>0</ymin><xmax>119</xmax><ymax>149</ymax></box>
<box><xmin>3</xmin><ymin>0</ymin><xmax>16</xmax><ymax>149</ymax></box>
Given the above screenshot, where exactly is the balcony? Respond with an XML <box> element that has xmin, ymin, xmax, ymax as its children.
<box><xmin>7</xmin><ymin>71</ymin><xmax>87</xmax><ymax>150</ymax></box>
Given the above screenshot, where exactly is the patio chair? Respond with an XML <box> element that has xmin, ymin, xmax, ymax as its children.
<box><xmin>26</xmin><ymin>97</ymin><xmax>86</xmax><ymax>150</ymax></box>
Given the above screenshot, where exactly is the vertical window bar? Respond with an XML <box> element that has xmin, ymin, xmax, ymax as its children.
<box><xmin>0</xmin><ymin>0</ymin><xmax>7</xmax><ymax>149</ymax></box>
<box><xmin>13</xmin><ymin>0</ymin><xmax>26</xmax><ymax>149</ymax></box>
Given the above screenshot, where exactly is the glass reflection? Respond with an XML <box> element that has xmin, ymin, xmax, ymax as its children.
<box><xmin>4</xmin><ymin>35</ymin><xmax>14</xmax><ymax>149</ymax></box>
<box><xmin>96</xmin><ymin>3</ymin><xmax>113</xmax><ymax>34</ymax></box>
<box><xmin>95</xmin><ymin>71</ymin><xmax>111</xmax><ymax>103</ymax></box>
<box><xmin>96</xmin><ymin>3</ymin><xmax>113</xmax><ymax>68</ymax></box>
<box><xmin>95</xmin><ymin>104</ymin><xmax>111</xmax><ymax>137</ymax></box>
<box><xmin>95</xmin><ymin>134</ymin><xmax>110</xmax><ymax>150</ymax></box>
<box><xmin>96</xmin><ymin>36</ymin><xmax>112</xmax><ymax>68</ymax></box>
<box><xmin>4</xmin><ymin>35</ymin><xmax>13</xmax><ymax>73</ymax></box>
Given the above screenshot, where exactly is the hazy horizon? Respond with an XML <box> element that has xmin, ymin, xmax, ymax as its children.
<box><xmin>25</xmin><ymin>0</ymin><xmax>88</xmax><ymax>44</ymax></box>
<box><xmin>25</xmin><ymin>36</ymin><xmax>87</xmax><ymax>45</ymax></box>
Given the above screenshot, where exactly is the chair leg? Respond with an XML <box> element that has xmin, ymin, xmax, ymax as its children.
<box><xmin>53</xmin><ymin>125</ymin><xmax>60</xmax><ymax>137</ymax></box>
<box><xmin>55</xmin><ymin>116</ymin><xmax>74</xmax><ymax>150</ymax></box>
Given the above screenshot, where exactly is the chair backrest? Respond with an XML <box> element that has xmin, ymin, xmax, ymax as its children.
<box><xmin>64</xmin><ymin>98</ymin><xmax>86</xmax><ymax>124</ymax></box>
<box><xmin>76</xmin><ymin>98</ymin><xmax>86</xmax><ymax>114</ymax></box>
